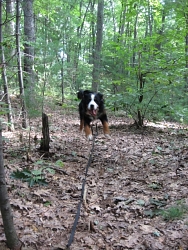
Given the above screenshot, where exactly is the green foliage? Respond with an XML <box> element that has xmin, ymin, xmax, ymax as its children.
<box><xmin>1</xmin><ymin>0</ymin><xmax>188</xmax><ymax>125</ymax></box>
<box><xmin>144</xmin><ymin>199</ymin><xmax>188</xmax><ymax>221</ymax></box>
<box><xmin>54</xmin><ymin>159</ymin><xmax>64</xmax><ymax>167</ymax></box>
<box><xmin>160</xmin><ymin>201</ymin><xmax>188</xmax><ymax>221</ymax></box>
<box><xmin>11</xmin><ymin>166</ymin><xmax>55</xmax><ymax>187</ymax></box>
<box><xmin>0</xmin><ymin>102</ymin><xmax>8</xmax><ymax>115</ymax></box>
<box><xmin>44</xmin><ymin>201</ymin><xmax>52</xmax><ymax>206</ymax></box>
<box><xmin>148</xmin><ymin>182</ymin><xmax>162</xmax><ymax>190</ymax></box>
<box><xmin>10</xmin><ymin>159</ymin><xmax>64</xmax><ymax>188</ymax></box>
<box><xmin>144</xmin><ymin>209</ymin><xmax>161</xmax><ymax>218</ymax></box>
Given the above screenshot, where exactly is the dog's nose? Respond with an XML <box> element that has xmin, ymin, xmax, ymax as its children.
<box><xmin>90</xmin><ymin>104</ymin><xmax>94</xmax><ymax>110</ymax></box>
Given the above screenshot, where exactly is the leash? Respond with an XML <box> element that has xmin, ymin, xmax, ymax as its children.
<box><xmin>66</xmin><ymin>124</ymin><xmax>98</xmax><ymax>249</ymax></box>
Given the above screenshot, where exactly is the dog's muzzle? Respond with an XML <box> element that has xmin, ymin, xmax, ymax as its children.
<box><xmin>88</xmin><ymin>108</ymin><xmax>98</xmax><ymax>116</ymax></box>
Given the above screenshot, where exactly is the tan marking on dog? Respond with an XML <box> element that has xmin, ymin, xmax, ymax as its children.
<box><xmin>84</xmin><ymin>124</ymin><xmax>92</xmax><ymax>137</ymax></box>
<box><xmin>80</xmin><ymin>119</ymin><xmax>84</xmax><ymax>131</ymax></box>
<box><xmin>103</xmin><ymin>121</ymin><xmax>110</xmax><ymax>135</ymax></box>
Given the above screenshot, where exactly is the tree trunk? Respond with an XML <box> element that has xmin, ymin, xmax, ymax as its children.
<box><xmin>89</xmin><ymin>0</ymin><xmax>95</xmax><ymax>65</ymax></box>
<box><xmin>61</xmin><ymin>66</ymin><xmax>64</xmax><ymax>103</ymax></box>
<box><xmin>155</xmin><ymin>8</ymin><xmax>165</xmax><ymax>51</ymax></box>
<box><xmin>72</xmin><ymin>2</ymin><xmax>90</xmax><ymax>87</ymax></box>
<box><xmin>40</xmin><ymin>113</ymin><xmax>50</xmax><ymax>152</ymax></box>
<box><xmin>0</xmin><ymin>121</ymin><xmax>22</xmax><ymax>250</ymax></box>
<box><xmin>2</xmin><ymin>60</ymin><xmax>14</xmax><ymax>132</ymax></box>
<box><xmin>92</xmin><ymin>0</ymin><xmax>104</xmax><ymax>92</ymax></box>
<box><xmin>146</xmin><ymin>0</ymin><xmax>153</xmax><ymax>37</ymax></box>
<box><xmin>118</xmin><ymin>2</ymin><xmax>126</xmax><ymax>37</ymax></box>
<box><xmin>5</xmin><ymin>0</ymin><xmax>15</xmax><ymax>58</ymax></box>
<box><xmin>136</xmin><ymin>52</ymin><xmax>145</xmax><ymax>127</ymax></box>
<box><xmin>16</xmin><ymin>0</ymin><xmax>27</xmax><ymax>128</ymax></box>
<box><xmin>185</xmin><ymin>13</ymin><xmax>188</xmax><ymax>88</ymax></box>
<box><xmin>0</xmin><ymin>1</ymin><xmax>14</xmax><ymax>131</ymax></box>
<box><xmin>132</xmin><ymin>5</ymin><xmax>138</xmax><ymax>67</ymax></box>
<box><xmin>22</xmin><ymin>0</ymin><xmax>36</xmax><ymax>104</ymax></box>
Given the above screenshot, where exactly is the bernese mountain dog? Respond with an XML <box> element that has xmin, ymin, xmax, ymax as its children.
<box><xmin>77</xmin><ymin>90</ymin><xmax>110</xmax><ymax>140</ymax></box>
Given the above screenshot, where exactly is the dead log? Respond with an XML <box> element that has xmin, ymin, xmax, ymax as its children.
<box><xmin>40</xmin><ymin>113</ymin><xmax>50</xmax><ymax>152</ymax></box>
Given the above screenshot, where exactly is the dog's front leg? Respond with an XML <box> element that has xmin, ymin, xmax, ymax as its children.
<box><xmin>100</xmin><ymin>115</ymin><xmax>110</xmax><ymax>137</ymax></box>
<box><xmin>84</xmin><ymin>123</ymin><xmax>93</xmax><ymax>140</ymax></box>
<box><xmin>103</xmin><ymin>121</ymin><xmax>110</xmax><ymax>138</ymax></box>
<box><xmin>80</xmin><ymin>119</ymin><xmax>84</xmax><ymax>131</ymax></box>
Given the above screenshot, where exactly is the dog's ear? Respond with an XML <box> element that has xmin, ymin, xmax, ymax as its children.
<box><xmin>82</xmin><ymin>90</ymin><xmax>92</xmax><ymax>99</ymax></box>
<box><xmin>77</xmin><ymin>90</ymin><xmax>84</xmax><ymax>99</ymax></box>
<box><xmin>98</xmin><ymin>92</ymin><xmax>104</xmax><ymax>100</ymax></box>
<box><xmin>83</xmin><ymin>90</ymin><xmax>91</xmax><ymax>95</ymax></box>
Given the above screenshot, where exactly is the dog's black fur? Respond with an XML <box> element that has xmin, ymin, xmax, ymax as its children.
<box><xmin>77</xmin><ymin>90</ymin><xmax>110</xmax><ymax>140</ymax></box>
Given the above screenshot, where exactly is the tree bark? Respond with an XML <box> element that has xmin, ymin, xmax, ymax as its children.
<box><xmin>22</xmin><ymin>0</ymin><xmax>36</xmax><ymax>103</ymax></box>
<box><xmin>132</xmin><ymin>5</ymin><xmax>138</xmax><ymax>67</ymax></box>
<box><xmin>72</xmin><ymin>2</ymin><xmax>90</xmax><ymax>87</ymax></box>
<box><xmin>185</xmin><ymin>12</ymin><xmax>188</xmax><ymax>88</ymax></box>
<box><xmin>89</xmin><ymin>0</ymin><xmax>95</xmax><ymax>65</ymax></box>
<box><xmin>40</xmin><ymin>113</ymin><xmax>50</xmax><ymax>152</ymax></box>
<box><xmin>92</xmin><ymin>0</ymin><xmax>104</xmax><ymax>92</ymax></box>
<box><xmin>118</xmin><ymin>1</ymin><xmax>126</xmax><ymax>37</ymax></box>
<box><xmin>16</xmin><ymin>0</ymin><xmax>27</xmax><ymax>128</ymax></box>
<box><xmin>136</xmin><ymin>52</ymin><xmax>145</xmax><ymax>127</ymax></box>
<box><xmin>0</xmin><ymin>121</ymin><xmax>22</xmax><ymax>250</ymax></box>
<box><xmin>5</xmin><ymin>0</ymin><xmax>15</xmax><ymax>58</ymax></box>
<box><xmin>61</xmin><ymin>66</ymin><xmax>64</xmax><ymax>103</ymax></box>
<box><xmin>0</xmin><ymin>1</ymin><xmax>14</xmax><ymax>131</ymax></box>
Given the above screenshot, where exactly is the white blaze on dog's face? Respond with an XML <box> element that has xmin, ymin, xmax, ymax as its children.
<box><xmin>87</xmin><ymin>94</ymin><xmax>98</xmax><ymax>116</ymax></box>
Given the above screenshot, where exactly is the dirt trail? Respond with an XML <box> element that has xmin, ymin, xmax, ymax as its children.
<box><xmin>1</xmin><ymin>109</ymin><xmax>188</xmax><ymax>249</ymax></box>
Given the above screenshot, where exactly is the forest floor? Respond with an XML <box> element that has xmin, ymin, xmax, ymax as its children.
<box><xmin>0</xmin><ymin>102</ymin><xmax>188</xmax><ymax>250</ymax></box>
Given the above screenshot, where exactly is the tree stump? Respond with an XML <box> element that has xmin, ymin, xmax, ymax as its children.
<box><xmin>40</xmin><ymin>113</ymin><xmax>50</xmax><ymax>151</ymax></box>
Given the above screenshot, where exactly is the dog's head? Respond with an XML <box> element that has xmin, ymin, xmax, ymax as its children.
<box><xmin>77</xmin><ymin>90</ymin><xmax>103</xmax><ymax>117</ymax></box>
